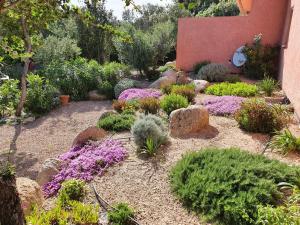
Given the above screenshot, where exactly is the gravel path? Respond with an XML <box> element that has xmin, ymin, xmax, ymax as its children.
<box><xmin>1</xmin><ymin>100</ymin><xmax>299</xmax><ymax>225</ymax></box>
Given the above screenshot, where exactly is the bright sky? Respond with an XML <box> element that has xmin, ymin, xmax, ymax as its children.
<box><xmin>72</xmin><ymin>0</ymin><xmax>173</xmax><ymax>19</ymax></box>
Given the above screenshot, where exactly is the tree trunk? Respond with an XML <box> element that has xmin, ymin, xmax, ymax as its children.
<box><xmin>0</xmin><ymin>176</ymin><xmax>25</xmax><ymax>225</ymax></box>
<box><xmin>15</xmin><ymin>16</ymin><xmax>31</xmax><ymax>117</ymax></box>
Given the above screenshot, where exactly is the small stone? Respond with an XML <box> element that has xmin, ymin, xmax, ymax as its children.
<box><xmin>72</xmin><ymin>126</ymin><xmax>107</xmax><ymax>146</ymax></box>
<box><xmin>36</xmin><ymin>158</ymin><xmax>61</xmax><ymax>187</ymax></box>
<box><xmin>193</xmin><ymin>80</ymin><xmax>210</xmax><ymax>93</ymax></box>
<box><xmin>149</xmin><ymin>69</ymin><xmax>177</xmax><ymax>89</ymax></box>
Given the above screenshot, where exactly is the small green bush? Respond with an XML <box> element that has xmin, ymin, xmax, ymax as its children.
<box><xmin>58</xmin><ymin>179</ymin><xmax>85</xmax><ymax>207</ymax></box>
<box><xmin>205</xmin><ymin>82</ymin><xmax>258</xmax><ymax>97</ymax></box>
<box><xmin>171</xmin><ymin>84</ymin><xmax>196</xmax><ymax>103</ymax></box>
<box><xmin>0</xmin><ymin>79</ymin><xmax>20</xmax><ymax>118</ymax></box>
<box><xmin>269</xmin><ymin>129</ymin><xmax>300</xmax><ymax>155</ymax></box>
<box><xmin>108</xmin><ymin>203</ymin><xmax>134</xmax><ymax>225</ymax></box>
<box><xmin>114</xmin><ymin>78</ymin><xmax>137</xmax><ymax>99</ymax></box>
<box><xmin>25</xmin><ymin>74</ymin><xmax>59</xmax><ymax>115</ymax></box>
<box><xmin>235</xmin><ymin>99</ymin><xmax>286</xmax><ymax>133</ymax></box>
<box><xmin>97</xmin><ymin>112</ymin><xmax>135</xmax><ymax>132</ymax></box>
<box><xmin>139</xmin><ymin>97</ymin><xmax>160</xmax><ymax>114</ymax></box>
<box><xmin>258</xmin><ymin>77</ymin><xmax>278</xmax><ymax>97</ymax></box>
<box><xmin>112</xmin><ymin>100</ymin><xmax>139</xmax><ymax>113</ymax></box>
<box><xmin>193</xmin><ymin>60</ymin><xmax>211</xmax><ymax>74</ymax></box>
<box><xmin>197</xmin><ymin>63</ymin><xmax>230</xmax><ymax>82</ymax></box>
<box><xmin>160</xmin><ymin>94</ymin><xmax>189</xmax><ymax>116</ymax></box>
<box><xmin>131</xmin><ymin>114</ymin><xmax>167</xmax><ymax>154</ymax></box>
<box><xmin>158</xmin><ymin>64</ymin><xmax>176</xmax><ymax>73</ymax></box>
<box><xmin>170</xmin><ymin>148</ymin><xmax>300</xmax><ymax>225</ymax></box>
<box><xmin>0</xmin><ymin>161</ymin><xmax>15</xmax><ymax>180</ymax></box>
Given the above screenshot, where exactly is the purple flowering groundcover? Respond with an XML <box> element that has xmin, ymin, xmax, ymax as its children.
<box><xmin>203</xmin><ymin>96</ymin><xmax>245</xmax><ymax>116</ymax></box>
<box><xmin>43</xmin><ymin>139</ymin><xmax>127</xmax><ymax>197</ymax></box>
<box><xmin>118</xmin><ymin>88</ymin><xmax>162</xmax><ymax>101</ymax></box>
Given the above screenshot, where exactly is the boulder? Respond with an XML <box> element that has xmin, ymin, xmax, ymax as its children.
<box><xmin>16</xmin><ymin>177</ymin><xmax>44</xmax><ymax>215</ymax></box>
<box><xmin>169</xmin><ymin>105</ymin><xmax>209</xmax><ymax>137</ymax></box>
<box><xmin>193</xmin><ymin>80</ymin><xmax>210</xmax><ymax>93</ymax></box>
<box><xmin>88</xmin><ymin>90</ymin><xmax>107</xmax><ymax>101</ymax></box>
<box><xmin>149</xmin><ymin>69</ymin><xmax>177</xmax><ymax>89</ymax></box>
<box><xmin>72</xmin><ymin>126</ymin><xmax>107</xmax><ymax>146</ymax></box>
<box><xmin>36</xmin><ymin>158</ymin><xmax>61</xmax><ymax>187</ymax></box>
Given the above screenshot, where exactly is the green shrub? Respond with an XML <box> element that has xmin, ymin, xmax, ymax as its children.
<box><xmin>0</xmin><ymin>161</ymin><xmax>15</xmax><ymax>180</ymax></box>
<box><xmin>131</xmin><ymin>114</ymin><xmax>167</xmax><ymax>154</ymax></box>
<box><xmin>242</xmin><ymin>35</ymin><xmax>280</xmax><ymax>79</ymax></box>
<box><xmin>258</xmin><ymin>77</ymin><xmax>278</xmax><ymax>97</ymax></box>
<box><xmin>112</xmin><ymin>99</ymin><xmax>140</xmax><ymax>113</ymax></box>
<box><xmin>139</xmin><ymin>97</ymin><xmax>160</xmax><ymax>114</ymax></box>
<box><xmin>170</xmin><ymin>148</ymin><xmax>300</xmax><ymax>225</ymax></box>
<box><xmin>0</xmin><ymin>79</ymin><xmax>20</xmax><ymax>118</ymax></box>
<box><xmin>160</xmin><ymin>84</ymin><xmax>172</xmax><ymax>95</ymax></box>
<box><xmin>70</xmin><ymin>201</ymin><xmax>99</xmax><ymax>225</ymax></box>
<box><xmin>158</xmin><ymin>64</ymin><xmax>176</xmax><ymax>73</ymax></box>
<box><xmin>235</xmin><ymin>99</ymin><xmax>286</xmax><ymax>133</ymax></box>
<box><xmin>160</xmin><ymin>94</ymin><xmax>189</xmax><ymax>116</ymax></box>
<box><xmin>196</xmin><ymin>0</ymin><xmax>240</xmax><ymax>17</ymax></box>
<box><xmin>193</xmin><ymin>60</ymin><xmax>211</xmax><ymax>74</ymax></box>
<box><xmin>97</xmin><ymin>112</ymin><xmax>135</xmax><ymax>132</ymax></box>
<box><xmin>25</xmin><ymin>74</ymin><xmax>59</xmax><ymax>115</ymax></box>
<box><xmin>171</xmin><ymin>84</ymin><xmax>196</xmax><ymax>103</ymax></box>
<box><xmin>197</xmin><ymin>63</ymin><xmax>230</xmax><ymax>82</ymax></box>
<box><xmin>108</xmin><ymin>203</ymin><xmax>134</xmax><ymax>225</ymax></box>
<box><xmin>58</xmin><ymin>179</ymin><xmax>85</xmax><ymax>207</ymax></box>
<box><xmin>205</xmin><ymin>82</ymin><xmax>258</xmax><ymax>97</ymax></box>
<box><xmin>114</xmin><ymin>78</ymin><xmax>137</xmax><ymax>98</ymax></box>
<box><xmin>269</xmin><ymin>129</ymin><xmax>300</xmax><ymax>155</ymax></box>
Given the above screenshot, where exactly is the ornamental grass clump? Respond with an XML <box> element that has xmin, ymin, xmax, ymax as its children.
<box><xmin>205</xmin><ymin>82</ymin><xmax>258</xmax><ymax>97</ymax></box>
<box><xmin>269</xmin><ymin>129</ymin><xmax>300</xmax><ymax>155</ymax></box>
<box><xmin>118</xmin><ymin>88</ymin><xmax>162</xmax><ymax>101</ymax></box>
<box><xmin>170</xmin><ymin>148</ymin><xmax>300</xmax><ymax>225</ymax></box>
<box><xmin>43</xmin><ymin>139</ymin><xmax>127</xmax><ymax>197</ymax></box>
<box><xmin>235</xmin><ymin>99</ymin><xmax>287</xmax><ymax>134</ymax></box>
<box><xmin>258</xmin><ymin>76</ymin><xmax>278</xmax><ymax>97</ymax></box>
<box><xmin>108</xmin><ymin>203</ymin><xmax>135</xmax><ymax>225</ymax></box>
<box><xmin>139</xmin><ymin>97</ymin><xmax>160</xmax><ymax>114</ymax></box>
<box><xmin>203</xmin><ymin>96</ymin><xmax>245</xmax><ymax>116</ymax></box>
<box><xmin>160</xmin><ymin>94</ymin><xmax>189</xmax><ymax>116</ymax></box>
<box><xmin>171</xmin><ymin>84</ymin><xmax>196</xmax><ymax>103</ymax></box>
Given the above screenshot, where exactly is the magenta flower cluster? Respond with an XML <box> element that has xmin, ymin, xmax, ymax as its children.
<box><xmin>118</xmin><ymin>88</ymin><xmax>162</xmax><ymax>101</ymax></box>
<box><xmin>43</xmin><ymin>139</ymin><xmax>127</xmax><ymax>197</ymax></box>
<box><xmin>203</xmin><ymin>96</ymin><xmax>245</xmax><ymax>116</ymax></box>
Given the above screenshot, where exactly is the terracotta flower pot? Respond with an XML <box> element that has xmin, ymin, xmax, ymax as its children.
<box><xmin>59</xmin><ymin>95</ymin><xmax>70</xmax><ymax>106</ymax></box>
<box><xmin>236</xmin><ymin>0</ymin><xmax>253</xmax><ymax>15</ymax></box>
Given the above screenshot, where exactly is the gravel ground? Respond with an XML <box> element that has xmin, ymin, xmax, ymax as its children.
<box><xmin>0</xmin><ymin>100</ymin><xmax>299</xmax><ymax>225</ymax></box>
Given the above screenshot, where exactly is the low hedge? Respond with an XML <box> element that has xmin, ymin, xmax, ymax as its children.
<box><xmin>205</xmin><ymin>82</ymin><xmax>258</xmax><ymax>97</ymax></box>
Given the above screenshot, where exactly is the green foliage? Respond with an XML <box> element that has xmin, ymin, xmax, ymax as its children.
<box><xmin>160</xmin><ymin>94</ymin><xmax>189</xmax><ymax>115</ymax></box>
<box><xmin>170</xmin><ymin>148</ymin><xmax>300</xmax><ymax>225</ymax></box>
<box><xmin>242</xmin><ymin>35</ymin><xmax>280</xmax><ymax>79</ymax></box>
<box><xmin>108</xmin><ymin>203</ymin><xmax>135</xmax><ymax>225</ymax></box>
<box><xmin>197</xmin><ymin>0</ymin><xmax>239</xmax><ymax>17</ymax></box>
<box><xmin>258</xmin><ymin>76</ymin><xmax>278</xmax><ymax>97</ymax></box>
<box><xmin>0</xmin><ymin>79</ymin><xmax>20</xmax><ymax>118</ymax></box>
<box><xmin>69</xmin><ymin>201</ymin><xmax>99</xmax><ymax>225</ymax></box>
<box><xmin>224</xmin><ymin>74</ymin><xmax>241</xmax><ymax>83</ymax></box>
<box><xmin>205</xmin><ymin>82</ymin><xmax>258</xmax><ymax>97</ymax></box>
<box><xmin>158</xmin><ymin>64</ymin><xmax>176</xmax><ymax>73</ymax></box>
<box><xmin>197</xmin><ymin>63</ymin><xmax>230</xmax><ymax>82</ymax></box>
<box><xmin>131</xmin><ymin>114</ymin><xmax>167</xmax><ymax>153</ymax></box>
<box><xmin>25</xmin><ymin>74</ymin><xmax>59</xmax><ymax>115</ymax></box>
<box><xmin>171</xmin><ymin>84</ymin><xmax>196</xmax><ymax>103</ymax></box>
<box><xmin>0</xmin><ymin>161</ymin><xmax>15</xmax><ymax>180</ymax></box>
<box><xmin>97</xmin><ymin>111</ymin><xmax>135</xmax><ymax>132</ymax></box>
<box><xmin>235</xmin><ymin>99</ymin><xmax>287</xmax><ymax>133</ymax></box>
<box><xmin>112</xmin><ymin>99</ymin><xmax>140</xmax><ymax>113</ymax></box>
<box><xmin>193</xmin><ymin>60</ymin><xmax>211</xmax><ymax>74</ymax></box>
<box><xmin>57</xmin><ymin>179</ymin><xmax>85</xmax><ymax>208</ymax></box>
<box><xmin>139</xmin><ymin>97</ymin><xmax>160</xmax><ymax>114</ymax></box>
<box><xmin>42</xmin><ymin>57</ymin><xmax>101</xmax><ymax>100</ymax></box>
<box><xmin>269</xmin><ymin>129</ymin><xmax>300</xmax><ymax>155</ymax></box>
<box><xmin>114</xmin><ymin>78</ymin><xmax>137</xmax><ymax>98</ymax></box>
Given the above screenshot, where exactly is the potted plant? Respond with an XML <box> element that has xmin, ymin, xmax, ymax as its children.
<box><xmin>236</xmin><ymin>0</ymin><xmax>253</xmax><ymax>15</ymax></box>
<box><xmin>59</xmin><ymin>94</ymin><xmax>70</xmax><ymax>106</ymax></box>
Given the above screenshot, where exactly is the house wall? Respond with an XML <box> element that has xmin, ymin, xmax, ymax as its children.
<box><xmin>280</xmin><ymin>0</ymin><xmax>300</xmax><ymax>120</ymax></box>
<box><xmin>176</xmin><ymin>0</ymin><xmax>287</xmax><ymax>71</ymax></box>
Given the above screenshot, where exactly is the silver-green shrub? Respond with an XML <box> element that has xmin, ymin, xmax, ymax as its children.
<box><xmin>197</xmin><ymin>63</ymin><xmax>230</xmax><ymax>82</ymax></box>
<box><xmin>131</xmin><ymin>114</ymin><xmax>167</xmax><ymax>149</ymax></box>
<box><xmin>114</xmin><ymin>78</ymin><xmax>137</xmax><ymax>98</ymax></box>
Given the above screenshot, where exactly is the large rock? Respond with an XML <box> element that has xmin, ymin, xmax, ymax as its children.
<box><xmin>88</xmin><ymin>90</ymin><xmax>107</xmax><ymax>101</ymax></box>
<box><xmin>169</xmin><ymin>105</ymin><xmax>209</xmax><ymax>137</ymax></box>
<box><xmin>193</xmin><ymin>80</ymin><xmax>210</xmax><ymax>93</ymax></box>
<box><xmin>72</xmin><ymin>126</ymin><xmax>107</xmax><ymax>146</ymax></box>
<box><xmin>36</xmin><ymin>158</ymin><xmax>61</xmax><ymax>187</ymax></box>
<box><xmin>16</xmin><ymin>177</ymin><xmax>44</xmax><ymax>215</ymax></box>
<box><xmin>149</xmin><ymin>69</ymin><xmax>177</xmax><ymax>89</ymax></box>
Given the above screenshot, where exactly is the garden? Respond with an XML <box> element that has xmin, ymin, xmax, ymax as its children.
<box><xmin>1</xmin><ymin>0</ymin><xmax>300</xmax><ymax>225</ymax></box>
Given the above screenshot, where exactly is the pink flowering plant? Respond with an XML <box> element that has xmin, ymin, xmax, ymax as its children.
<box><xmin>118</xmin><ymin>88</ymin><xmax>162</xmax><ymax>101</ymax></box>
<box><xmin>43</xmin><ymin>139</ymin><xmax>127</xmax><ymax>197</ymax></box>
<box><xmin>203</xmin><ymin>96</ymin><xmax>245</xmax><ymax>116</ymax></box>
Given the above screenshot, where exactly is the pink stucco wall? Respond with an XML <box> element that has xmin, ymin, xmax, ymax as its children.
<box><xmin>280</xmin><ymin>0</ymin><xmax>300</xmax><ymax>120</ymax></box>
<box><xmin>176</xmin><ymin>0</ymin><xmax>287</xmax><ymax>71</ymax></box>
